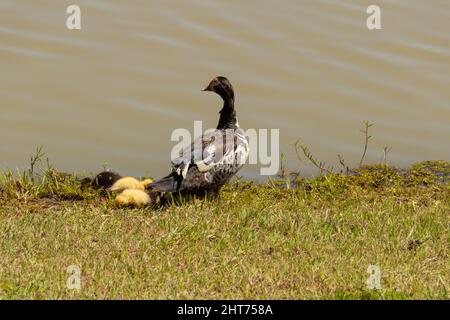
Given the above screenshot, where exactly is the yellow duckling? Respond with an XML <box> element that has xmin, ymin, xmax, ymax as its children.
<box><xmin>115</xmin><ymin>189</ymin><xmax>151</xmax><ymax>207</ymax></box>
<box><xmin>107</xmin><ymin>177</ymin><xmax>153</xmax><ymax>193</ymax></box>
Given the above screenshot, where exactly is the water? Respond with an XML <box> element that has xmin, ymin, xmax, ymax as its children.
<box><xmin>1</xmin><ymin>0</ymin><xmax>449</xmax><ymax>180</ymax></box>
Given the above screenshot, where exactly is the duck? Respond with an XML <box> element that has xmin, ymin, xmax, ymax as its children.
<box><xmin>115</xmin><ymin>189</ymin><xmax>151</xmax><ymax>207</ymax></box>
<box><xmin>108</xmin><ymin>177</ymin><xmax>153</xmax><ymax>193</ymax></box>
<box><xmin>148</xmin><ymin>76</ymin><xmax>249</xmax><ymax>196</ymax></box>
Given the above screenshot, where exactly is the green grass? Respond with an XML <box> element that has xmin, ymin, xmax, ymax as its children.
<box><xmin>0</xmin><ymin>158</ymin><xmax>448</xmax><ymax>299</ymax></box>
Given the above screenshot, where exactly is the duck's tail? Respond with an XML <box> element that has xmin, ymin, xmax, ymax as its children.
<box><xmin>148</xmin><ymin>173</ymin><xmax>181</xmax><ymax>193</ymax></box>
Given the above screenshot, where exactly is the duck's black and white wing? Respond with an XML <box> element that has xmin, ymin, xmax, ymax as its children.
<box><xmin>149</xmin><ymin>129</ymin><xmax>248</xmax><ymax>193</ymax></box>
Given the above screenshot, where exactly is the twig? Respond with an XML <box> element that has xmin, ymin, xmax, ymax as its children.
<box><xmin>278</xmin><ymin>153</ymin><xmax>286</xmax><ymax>179</ymax></box>
<box><xmin>337</xmin><ymin>154</ymin><xmax>349</xmax><ymax>175</ymax></box>
<box><xmin>382</xmin><ymin>146</ymin><xmax>392</xmax><ymax>165</ymax></box>
<box><xmin>294</xmin><ymin>139</ymin><xmax>334</xmax><ymax>175</ymax></box>
<box><xmin>359</xmin><ymin>121</ymin><xmax>374</xmax><ymax>168</ymax></box>
<box><xmin>29</xmin><ymin>146</ymin><xmax>45</xmax><ymax>181</ymax></box>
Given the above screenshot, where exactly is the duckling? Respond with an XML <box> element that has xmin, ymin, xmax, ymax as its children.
<box><xmin>115</xmin><ymin>189</ymin><xmax>151</xmax><ymax>207</ymax></box>
<box><xmin>108</xmin><ymin>177</ymin><xmax>153</xmax><ymax>193</ymax></box>
<box><xmin>92</xmin><ymin>171</ymin><xmax>122</xmax><ymax>189</ymax></box>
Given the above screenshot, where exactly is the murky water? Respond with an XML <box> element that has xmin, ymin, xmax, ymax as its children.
<box><xmin>1</xmin><ymin>0</ymin><xmax>449</xmax><ymax>180</ymax></box>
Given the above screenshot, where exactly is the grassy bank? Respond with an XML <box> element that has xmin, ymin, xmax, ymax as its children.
<box><xmin>0</xmin><ymin>159</ymin><xmax>448</xmax><ymax>299</ymax></box>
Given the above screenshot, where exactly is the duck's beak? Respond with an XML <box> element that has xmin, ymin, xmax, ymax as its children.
<box><xmin>202</xmin><ymin>82</ymin><xmax>214</xmax><ymax>92</ymax></box>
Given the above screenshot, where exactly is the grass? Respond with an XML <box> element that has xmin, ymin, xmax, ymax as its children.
<box><xmin>0</xmin><ymin>149</ymin><xmax>448</xmax><ymax>299</ymax></box>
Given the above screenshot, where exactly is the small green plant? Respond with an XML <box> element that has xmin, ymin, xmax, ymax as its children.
<box><xmin>0</xmin><ymin>146</ymin><xmax>96</xmax><ymax>201</ymax></box>
<box><xmin>296</xmin><ymin>121</ymin><xmax>376</xmax><ymax>176</ymax></box>
<box><xmin>294</xmin><ymin>139</ymin><xmax>334</xmax><ymax>175</ymax></box>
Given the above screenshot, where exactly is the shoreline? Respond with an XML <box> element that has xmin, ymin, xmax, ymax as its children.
<box><xmin>0</xmin><ymin>160</ymin><xmax>448</xmax><ymax>299</ymax></box>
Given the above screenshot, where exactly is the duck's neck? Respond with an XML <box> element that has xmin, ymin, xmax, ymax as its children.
<box><xmin>217</xmin><ymin>98</ymin><xmax>238</xmax><ymax>129</ymax></box>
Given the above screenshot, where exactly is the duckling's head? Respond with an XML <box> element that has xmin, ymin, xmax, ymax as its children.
<box><xmin>115</xmin><ymin>195</ymin><xmax>129</xmax><ymax>206</ymax></box>
<box><xmin>140</xmin><ymin>178</ymin><xmax>153</xmax><ymax>188</ymax></box>
<box><xmin>202</xmin><ymin>76</ymin><xmax>234</xmax><ymax>101</ymax></box>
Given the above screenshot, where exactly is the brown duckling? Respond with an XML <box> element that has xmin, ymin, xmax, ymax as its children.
<box><xmin>91</xmin><ymin>171</ymin><xmax>122</xmax><ymax>189</ymax></box>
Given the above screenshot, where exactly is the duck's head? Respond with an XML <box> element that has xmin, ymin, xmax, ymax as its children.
<box><xmin>202</xmin><ymin>76</ymin><xmax>234</xmax><ymax>101</ymax></box>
